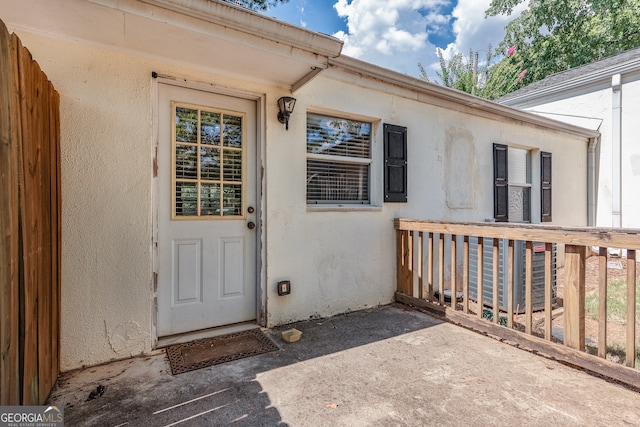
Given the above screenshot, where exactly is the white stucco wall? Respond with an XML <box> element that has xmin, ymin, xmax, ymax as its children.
<box><xmin>620</xmin><ymin>76</ymin><xmax>640</xmax><ymax>228</ymax></box>
<box><xmin>507</xmin><ymin>73</ymin><xmax>640</xmax><ymax>229</ymax></box>
<box><xmin>264</xmin><ymin>73</ymin><xmax>589</xmax><ymax>326</ymax></box>
<box><xmin>9</xmin><ymin>29</ymin><xmax>590</xmax><ymax>370</ymax></box>
<box><xmin>9</xmin><ymin>30</ymin><xmax>282</xmax><ymax>370</ymax></box>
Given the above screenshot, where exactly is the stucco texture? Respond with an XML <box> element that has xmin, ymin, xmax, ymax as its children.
<box><xmin>11</xmin><ymin>29</ymin><xmax>591</xmax><ymax>370</ymax></box>
<box><xmin>11</xmin><ymin>30</ymin><xmax>273</xmax><ymax>370</ymax></box>
<box><xmin>264</xmin><ymin>75</ymin><xmax>589</xmax><ymax>327</ymax></box>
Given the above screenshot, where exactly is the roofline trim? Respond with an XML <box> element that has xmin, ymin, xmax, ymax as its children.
<box><xmin>94</xmin><ymin>0</ymin><xmax>343</xmax><ymax>58</ymax></box>
<box><xmin>499</xmin><ymin>57</ymin><xmax>640</xmax><ymax>105</ymax></box>
<box><xmin>329</xmin><ymin>55</ymin><xmax>601</xmax><ymax>140</ymax></box>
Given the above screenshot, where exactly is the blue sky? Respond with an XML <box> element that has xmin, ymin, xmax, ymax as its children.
<box><xmin>264</xmin><ymin>0</ymin><xmax>528</xmax><ymax>81</ymax></box>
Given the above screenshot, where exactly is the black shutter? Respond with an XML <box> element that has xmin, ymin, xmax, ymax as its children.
<box><xmin>493</xmin><ymin>143</ymin><xmax>508</xmax><ymax>222</ymax></box>
<box><xmin>384</xmin><ymin>124</ymin><xmax>407</xmax><ymax>202</ymax></box>
<box><xmin>541</xmin><ymin>151</ymin><xmax>552</xmax><ymax>222</ymax></box>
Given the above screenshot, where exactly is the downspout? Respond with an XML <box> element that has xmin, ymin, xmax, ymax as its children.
<box><xmin>611</xmin><ymin>74</ymin><xmax>622</xmax><ymax>228</ymax></box>
<box><xmin>587</xmin><ymin>137</ymin><xmax>599</xmax><ymax>226</ymax></box>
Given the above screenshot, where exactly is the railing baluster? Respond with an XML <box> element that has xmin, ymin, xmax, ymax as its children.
<box><xmin>508</xmin><ymin>240</ymin><xmax>514</xmax><ymax>329</ymax></box>
<box><xmin>393</xmin><ymin>219</ymin><xmax>640</xmax><ymax>378</ymax></box>
<box><xmin>598</xmin><ymin>247</ymin><xmax>608</xmax><ymax>358</ymax></box>
<box><xmin>626</xmin><ymin>250</ymin><xmax>636</xmax><ymax>368</ymax></box>
<box><xmin>428</xmin><ymin>232</ymin><xmax>434</xmax><ymax>302</ymax></box>
<box><xmin>544</xmin><ymin>243</ymin><xmax>553</xmax><ymax>341</ymax></box>
<box><xmin>410</xmin><ymin>231</ymin><xmax>414</xmax><ymax>295</ymax></box>
<box><xmin>396</xmin><ymin>229</ymin><xmax>403</xmax><ymax>294</ymax></box>
<box><xmin>451</xmin><ymin>234</ymin><xmax>457</xmax><ymax>310</ymax></box>
<box><xmin>477</xmin><ymin>237</ymin><xmax>484</xmax><ymax>319</ymax></box>
<box><xmin>439</xmin><ymin>233</ymin><xmax>445</xmax><ymax>306</ymax></box>
<box><xmin>493</xmin><ymin>238</ymin><xmax>499</xmax><ymax>325</ymax></box>
<box><xmin>418</xmin><ymin>231</ymin><xmax>424</xmax><ymax>300</ymax></box>
<box><xmin>525</xmin><ymin>241</ymin><xmax>533</xmax><ymax>335</ymax></box>
<box><xmin>463</xmin><ymin>236</ymin><xmax>469</xmax><ymax>314</ymax></box>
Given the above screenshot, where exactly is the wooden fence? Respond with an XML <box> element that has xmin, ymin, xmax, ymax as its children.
<box><xmin>0</xmin><ymin>20</ymin><xmax>61</xmax><ymax>405</ymax></box>
<box><xmin>395</xmin><ymin>218</ymin><xmax>640</xmax><ymax>389</ymax></box>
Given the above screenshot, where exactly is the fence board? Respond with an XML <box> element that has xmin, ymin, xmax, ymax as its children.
<box><xmin>0</xmin><ymin>21</ymin><xmax>21</xmax><ymax>406</ymax></box>
<box><xmin>0</xmin><ymin>20</ymin><xmax>60</xmax><ymax>405</ymax></box>
<box><xmin>50</xmin><ymin>84</ymin><xmax>61</xmax><ymax>385</ymax></box>
<box><xmin>18</xmin><ymin>37</ymin><xmax>41</xmax><ymax>405</ymax></box>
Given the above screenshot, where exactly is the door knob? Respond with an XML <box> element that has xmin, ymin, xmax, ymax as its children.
<box><xmin>247</xmin><ymin>221</ymin><xmax>256</xmax><ymax>230</ymax></box>
<box><xmin>247</xmin><ymin>206</ymin><xmax>255</xmax><ymax>214</ymax></box>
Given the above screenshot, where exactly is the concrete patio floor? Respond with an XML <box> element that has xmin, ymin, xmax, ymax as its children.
<box><xmin>48</xmin><ymin>304</ymin><xmax>640</xmax><ymax>426</ymax></box>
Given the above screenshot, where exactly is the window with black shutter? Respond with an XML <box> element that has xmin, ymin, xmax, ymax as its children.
<box><xmin>541</xmin><ymin>151</ymin><xmax>552</xmax><ymax>222</ymax></box>
<box><xmin>384</xmin><ymin>124</ymin><xmax>407</xmax><ymax>202</ymax></box>
<box><xmin>493</xmin><ymin>143</ymin><xmax>509</xmax><ymax>222</ymax></box>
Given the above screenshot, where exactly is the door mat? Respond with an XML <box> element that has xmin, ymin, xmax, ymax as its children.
<box><xmin>166</xmin><ymin>329</ymin><xmax>279</xmax><ymax>375</ymax></box>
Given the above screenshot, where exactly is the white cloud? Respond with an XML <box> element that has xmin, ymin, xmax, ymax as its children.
<box><xmin>443</xmin><ymin>0</ymin><xmax>528</xmax><ymax>59</ymax></box>
<box><xmin>331</xmin><ymin>0</ymin><xmax>526</xmax><ymax>81</ymax></box>
<box><xmin>332</xmin><ymin>0</ymin><xmax>450</xmax><ymax>74</ymax></box>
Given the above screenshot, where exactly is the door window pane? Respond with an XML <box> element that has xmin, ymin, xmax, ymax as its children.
<box><xmin>223</xmin><ymin>115</ymin><xmax>243</xmax><ymax>148</ymax></box>
<box><xmin>200</xmin><ymin>111</ymin><xmax>221</xmax><ymax>146</ymax></box>
<box><xmin>223</xmin><ymin>185</ymin><xmax>242</xmax><ymax>216</ymax></box>
<box><xmin>175</xmin><ymin>107</ymin><xmax>198</xmax><ymax>143</ymax></box>
<box><xmin>175</xmin><ymin>182</ymin><xmax>198</xmax><ymax>216</ymax></box>
<box><xmin>175</xmin><ymin>145</ymin><xmax>197</xmax><ymax>179</ymax></box>
<box><xmin>172</xmin><ymin>103</ymin><xmax>244</xmax><ymax>219</ymax></box>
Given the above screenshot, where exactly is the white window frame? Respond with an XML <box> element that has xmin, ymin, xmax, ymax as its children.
<box><xmin>507</xmin><ymin>146</ymin><xmax>532</xmax><ymax>224</ymax></box>
<box><xmin>306</xmin><ymin>109</ymin><xmax>381</xmax><ymax>210</ymax></box>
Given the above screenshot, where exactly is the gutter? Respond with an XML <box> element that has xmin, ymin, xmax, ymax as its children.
<box><xmin>330</xmin><ymin>55</ymin><xmax>601</xmax><ymax>140</ymax></box>
<box><xmin>612</xmin><ymin>74</ymin><xmax>622</xmax><ymax>228</ymax></box>
<box><xmin>588</xmin><ymin>137</ymin><xmax>600</xmax><ymax>226</ymax></box>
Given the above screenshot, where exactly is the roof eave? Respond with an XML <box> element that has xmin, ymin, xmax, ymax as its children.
<box><xmin>500</xmin><ymin>57</ymin><xmax>640</xmax><ymax>106</ymax></box>
<box><xmin>131</xmin><ymin>0</ymin><xmax>343</xmax><ymax>58</ymax></box>
<box><xmin>330</xmin><ymin>55</ymin><xmax>601</xmax><ymax>140</ymax></box>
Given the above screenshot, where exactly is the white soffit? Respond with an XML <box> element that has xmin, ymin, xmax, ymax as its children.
<box><xmin>0</xmin><ymin>0</ymin><xmax>343</xmax><ymax>89</ymax></box>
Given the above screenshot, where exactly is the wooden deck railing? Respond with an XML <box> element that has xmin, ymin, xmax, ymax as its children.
<box><xmin>395</xmin><ymin>219</ymin><xmax>640</xmax><ymax>387</ymax></box>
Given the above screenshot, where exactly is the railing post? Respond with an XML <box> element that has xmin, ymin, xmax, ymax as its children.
<box><xmin>564</xmin><ymin>245</ymin><xmax>586</xmax><ymax>351</ymax></box>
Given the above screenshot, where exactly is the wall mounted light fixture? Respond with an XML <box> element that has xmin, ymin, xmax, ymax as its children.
<box><xmin>277</xmin><ymin>96</ymin><xmax>296</xmax><ymax>130</ymax></box>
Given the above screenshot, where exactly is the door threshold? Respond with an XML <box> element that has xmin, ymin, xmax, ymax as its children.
<box><xmin>156</xmin><ymin>322</ymin><xmax>260</xmax><ymax>348</ymax></box>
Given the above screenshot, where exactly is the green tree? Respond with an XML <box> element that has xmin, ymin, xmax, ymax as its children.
<box><xmin>486</xmin><ymin>0</ymin><xmax>640</xmax><ymax>85</ymax></box>
<box><xmin>419</xmin><ymin>45</ymin><xmax>528</xmax><ymax>100</ymax></box>
<box><xmin>223</xmin><ymin>0</ymin><xmax>288</xmax><ymax>11</ymax></box>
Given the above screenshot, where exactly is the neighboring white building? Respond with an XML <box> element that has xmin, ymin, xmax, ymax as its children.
<box><xmin>0</xmin><ymin>0</ymin><xmax>598</xmax><ymax>371</ymax></box>
<box><xmin>499</xmin><ymin>48</ymin><xmax>640</xmax><ymax>229</ymax></box>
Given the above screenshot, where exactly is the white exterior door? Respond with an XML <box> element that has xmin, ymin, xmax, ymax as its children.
<box><xmin>157</xmin><ymin>83</ymin><xmax>257</xmax><ymax>337</ymax></box>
